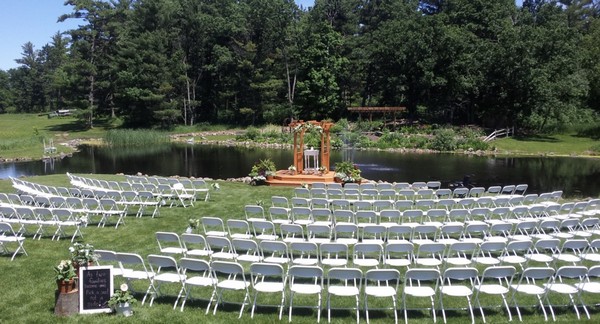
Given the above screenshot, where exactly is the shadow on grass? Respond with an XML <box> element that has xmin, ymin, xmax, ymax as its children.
<box><xmin>44</xmin><ymin>118</ymin><xmax>117</xmax><ymax>133</ymax></box>
<box><xmin>513</xmin><ymin>135</ymin><xmax>560</xmax><ymax>143</ymax></box>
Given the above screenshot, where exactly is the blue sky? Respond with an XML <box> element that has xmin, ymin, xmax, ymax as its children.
<box><xmin>0</xmin><ymin>0</ymin><xmax>522</xmax><ymax>71</ymax></box>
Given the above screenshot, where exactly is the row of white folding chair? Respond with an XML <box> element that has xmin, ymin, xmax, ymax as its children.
<box><xmin>99</xmin><ymin>246</ymin><xmax>600</xmax><ymax>323</ymax></box>
<box><xmin>177</xmin><ymin>229</ymin><xmax>600</xmax><ymax>275</ymax></box>
<box><xmin>125</xmin><ymin>174</ymin><xmax>210</xmax><ymax>201</ymax></box>
<box><xmin>274</xmin><ymin>202</ymin><xmax>589</xmax><ymax>228</ymax></box>
<box><xmin>10</xmin><ymin>177</ymin><xmax>63</xmax><ymax>198</ymax></box>
<box><xmin>0</xmin><ymin>205</ymin><xmax>84</xmax><ymax>241</ymax></box>
<box><xmin>200</xmin><ymin>215</ymin><xmax>600</xmax><ymax>256</ymax></box>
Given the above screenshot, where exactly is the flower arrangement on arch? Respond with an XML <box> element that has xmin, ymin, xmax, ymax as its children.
<box><xmin>54</xmin><ymin>259</ymin><xmax>77</xmax><ymax>281</ymax></box>
<box><xmin>108</xmin><ymin>283</ymin><xmax>137</xmax><ymax>308</ymax></box>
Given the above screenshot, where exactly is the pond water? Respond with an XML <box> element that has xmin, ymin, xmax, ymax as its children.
<box><xmin>1</xmin><ymin>144</ymin><xmax>599</xmax><ymax>198</ymax></box>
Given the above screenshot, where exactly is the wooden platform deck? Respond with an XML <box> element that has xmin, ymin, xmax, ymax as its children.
<box><xmin>266</xmin><ymin>170</ymin><xmax>336</xmax><ymax>187</ymax></box>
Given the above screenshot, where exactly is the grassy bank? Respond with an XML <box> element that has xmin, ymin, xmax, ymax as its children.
<box><xmin>494</xmin><ymin>134</ymin><xmax>600</xmax><ymax>156</ymax></box>
<box><xmin>0</xmin><ymin>174</ymin><xmax>598</xmax><ymax>323</ymax></box>
<box><xmin>1</xmin><ymin>113</ymin><xmax>599</xmax><ymax>162</ymax></box>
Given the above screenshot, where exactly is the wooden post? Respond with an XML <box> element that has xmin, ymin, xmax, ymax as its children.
<box><xmin>55</xmin><ymin>290</ymin><xmax>80</xmax><ymax>316</ymax></box>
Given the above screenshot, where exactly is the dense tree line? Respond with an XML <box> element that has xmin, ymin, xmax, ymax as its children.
<box><xmin>0</xmin><ymin>0</ymin><xmax>599</xmax><ymax>132</ymax></box>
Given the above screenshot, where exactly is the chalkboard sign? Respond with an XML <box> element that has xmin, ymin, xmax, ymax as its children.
<box><xmin>79</xmin><ymin>266</ymin><xmax>113</xmax><ymax>314</ymax></box>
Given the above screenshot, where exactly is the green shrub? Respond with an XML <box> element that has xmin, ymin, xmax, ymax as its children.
<box><xmin>430</xmin><ymin>128</ymin><xmax>457</xmax><ymax>151</ymax></box>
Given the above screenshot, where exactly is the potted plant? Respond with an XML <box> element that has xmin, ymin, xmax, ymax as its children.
<box><xmin>108</xmin><ymin>283</ymin><xmax>136</xmax><ymax>317</ymax></box>
<box><xmin>249</xmin><ymin>158</ymin><xmax>277</xmax><ymax>184</ymax></box>
<box><xmin>318</xmin><ymin>166</ymin><xmax>328</xmax><ymax>175</ymax></box>
<box><xmin>69</xmin><ymin>242</ymin><xmax>99</xmax><ymax>271</ymax></box>
<box><xmin>288</xmin><ymin>165</ymin><xmax>297</xmax><ymax>175</ymax></box>
<box><xmin>334</xmin><ymin>161</ymin><xmax>362</xmax><ymax>184</ymax></box>
<box><xmin>54</xmin><ymin>259</ymin><xmax>77</xmax><ymax>293</ymax></box>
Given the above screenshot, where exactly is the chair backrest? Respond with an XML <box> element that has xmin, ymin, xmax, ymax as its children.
<box><xmin>280</xmin><ymin>223</ymin><xmax>305</xmax><ymax>242</ymax></box>
<box><xmin>180</xmin><ymin>257</ymin><xmax>211</xmax><ymax>273</ymax></box>
<box><xmin>259</xmin><ymin>240</ymin><xmax>289</xmax><ymax>261</ymax></box>
<box><xmin>519</xmin><ymin>267</ymin><xmax>555</xmax><ymax>280</ymax></box>
<box><xmin>481</xmin><ymin>265</ymin><xmax>516</xmax><ymax>281</ymax></box>
<box><xmin>211</xmin><ymin>260</ymin><xmax>245</xmax><ymax>277</ymax></box>
<box><xmin>442</xmin><ymin>267</ymin><xmax>478</xmax><ymax>283</ymax></box>
<box><xmin>405</xmin><ymin>268</ymin><xmax>440</xmax><ymax>283</ymax></box>
<box><xmin>227</xmin><ymin>219</ymin><xmax>251</xmax><ymax>238</ymax></box>
<box><xmin>271</xmin><ymin>196</ymin><xmax>290</xmax><ymax>209</ymax></box>
<box><xmin>148</xmin><ymin>254</ymin><xmax>179</xmax><ymax>273</ymax></box>
<box><xmin>365</xmin><ymin>269</ymin><xmax>400</xmax><ymax>289</ymax></box>
<box><xmin>328</xmin><ymin>268</ymin><xmax>362</xmax><ymax>288</ymax></box>
<box><xmin>288</xmin><ymin>265</ymin><xmax>323</xmax><ymax>281</ymax></box>
<box><xmin>250</xmin><ymin>263</ymin><xmax>285</xmax><ymax>284</ymax></box>
<box><xmin>181</xmin><ymin>233</ymin><xmax>211</xmax><ymax>253</ymax></box>
<box><xmin>245</xmin><ymin>205</ymin><xmax>265</xmax><ymax>220</ymax></box>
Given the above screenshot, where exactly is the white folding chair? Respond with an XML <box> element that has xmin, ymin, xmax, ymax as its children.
<box><xmin>414</xmin><ymin>242</ymin><xmax>445</xmax><ymax>268</ymax></box>
<box><xmin>156</xmin><ymin>231</ymin><xmax>186</xmax><ymax>256</ymax></box>
<box><xmin>227</xmin><ymin>219</ymin><xmax>253</xmax><ymax>239</ymax></box>
<box><xmin>364</xmin><ymin>268</ymin><xmax>401</xmax><ymax>324</ymax></box>
<box><xmin>402</xmin><ymin>268</ymin><xmax>440</xmax><ymax>324</ymax></box>
<box><xmin>383</xmin><ymin>242</ymin><xmax>413</xmax><ymax>270</ymax></box>
<box><xmin>116</xmin><ymin>252</ymin><xmax>155</xmax><ymax>305</ymax></box>
<box><xmin>498</xmin><ymin>240</ymin><xmax>532</xmax><ymax>270</ymax></box>
<box><xmin>327</xmin><ymin>268</ymin><xmax>362</xmax><ymax>324</ymax></box>
<box><xmin>524</xmin><ymin>238</ymin><xmax>560</xmax><ymax>267</ymax></box>
<box><xmin>259</xmin><ymin>240</ymin><xmax>290</xmax><ymax>265</ymax></box>
<box><xmin>211</xmin><ymin>261</ymin><xmax>250</xmax><ymax>318</ymax></box>
<box><xmin>147</xmin><ymin>254</ymin><xmax>185</xmax><ymax>308</ymax></box>
<box><xmin>202</xmin><ymin>217</ymin><xmax>227</xmax><ymax>237</ymax></box>
<box><xmin>206</xmin><ymin>236</ymin><xmax>238</xmax><ymax>261</ymax></box>
<box><xmin>269</xmin><ymin>206</ymin><xmax>291</xmax><ymax>225</ymax></box>
<box><xmin>0</xmin><ymin>222</ymin><xmax>27</xmax><ymax>261</ymax></box>
<box><xmin>320</xmin><ymin>242</ymin><xmax>349</xmax><ymax>268</ymax></box>
<box><xmin>245</xmin><ymin>205</ymin><xmax>266</xmax><ymax>222</ymax></box>
<box><xmin>280</xmin><ymin>223</ymin><xmax>305</xmax><ymax>243</ymax></box>
<box><xmin>352</xmin><ymin>242</ymin><xmax>383</xmax><ymax>268</ymax></box>
<box><xmin>95</xmin><ymin>249</ymin><xmax>124</xmax><ymax>276</ymax></box>
<box><xmin>544</xmin><ymin>266</ymin><xmax>589</xmax><ymax>320</ymax></box>
<box><xmin>439</xmin><ymin>267</ymin><xmax>478</xmax><ymax>324</ymax></box>
<box><xmin>509</xmin><ymin>267</ymin><xmax>555</xmax><ymax>321</ymax></box>
<box><xmin>553</xmin><ymin>239</ymin><xmax>588</xmax><ymax>265</ymax></box>
<box><xmin>251</xmin><ymin>220</ymin><xmax>279</xmax><ymax>241</ymax></box>
<box><xmin>575</xmin><ymin>265</ymin><xmax>600</xmax><ymax>305</ymax></box>
<box><xmin>290</xmin><ymin>242</ymin><xmax>320</xmax><ymax>266</ymax></box>
<box><xmin>288</xmin><ymin>265</ymin><xmax>324</xmax><ymax>323</ymax></box>
<box><xmin>291</xmin><ymin>206</ymin><xmax>313</xmax><ymax>226</ymax></box>
<box><xmin>333</xmin><ymin>224</ymin><xmax>359</xmax><ymax>245</ymax></box>
<box><xmin>232</xmin><ymin>238</ymin><xmax>262</xmax><ymax>264</ymax></box>
<box><xmin>474</xmin><ymin>266</ymin><xmax>516</xmax><ymax>323</ymax></box>
<box><xmin>444</xmin><ymin>242</ymin><xmax>477</xmax><ymax>268</ymax></box>
<box><xmin>307</xmin><ymin>224</ymin><xmax>332</xmax><ymax>245</ymax></box>
<box><xmin>250</xmin><ymin>263</ymin><xmax>286</xmax><ymax>320</ymax></box>
<box><xmin>177</xmin><ymin>258</ymin><xmax>217</xmax><ymax>312</ymax></box>
<box><xmin>181</xmin><ymin>233</ymin><xmax>213</xmax><ymax>259</ymax></box>
<box><xmin>472</xmin><ymin>241</ymin><xmax>506</xmax><ymax>267</ymax></box>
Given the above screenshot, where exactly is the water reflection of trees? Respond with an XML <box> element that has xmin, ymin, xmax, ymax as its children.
<box><xmin>96</xmin><ymin>145</ymin><xmax>171</xmax><ymax>158</ymax></box>
<box><xmin>517</xmin><ymin>158</ymin><xmax>600</xmax><ymax>198</ymax></box>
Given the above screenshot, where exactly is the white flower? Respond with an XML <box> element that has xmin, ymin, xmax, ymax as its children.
<box><xmin>120</xmin><ymin>283</ymin><xmax>128</xmax><ymax>292</ymax></box>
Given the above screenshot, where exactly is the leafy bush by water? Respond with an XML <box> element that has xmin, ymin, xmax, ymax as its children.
<box><xmin>104</xmin><ymin>129</ymin><xmax>169</xmax><ymax>147</ymax></box>
<box><xmin>430</xmin><ymin>128</ymin><xmax>457</xmax><ymax>151</ymax></box>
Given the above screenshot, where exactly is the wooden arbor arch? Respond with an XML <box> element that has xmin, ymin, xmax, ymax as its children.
<box><xmin>289</xmin><ymin>120</ymin><xmax>334</xmax><ymax>174</ymax></box>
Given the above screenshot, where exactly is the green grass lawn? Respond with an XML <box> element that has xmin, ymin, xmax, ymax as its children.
<box><xmin>0</xmin><ymin>114</ymin><xmax>117</xmax><ymax>161</ymax></box>
<box><xmin>0</xmin><ymin>174</ymin><xmax>598</xmax><ymax>323</ymax></box>
<box><xmin>493</xmin><ymin>134</ymin><xmax>600</xmax><ymax>157</ymax></box>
